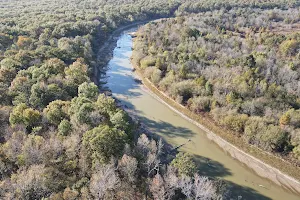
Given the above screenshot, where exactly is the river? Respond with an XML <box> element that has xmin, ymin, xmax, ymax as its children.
<box><xmin>103</xmin><ymin>29</ymin><xmax>300</xmax><ymax>200</ymax></box>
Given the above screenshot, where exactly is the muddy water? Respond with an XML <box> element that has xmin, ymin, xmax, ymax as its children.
<box><xmin>104</xmin><ymin>31</ymin><xmax>300</xmax><ymax>200</ymax></box>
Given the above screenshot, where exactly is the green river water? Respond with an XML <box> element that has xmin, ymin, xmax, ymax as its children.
<box><xmin>104</xmin><ymin>31</ymin><xmax>300</xmax><ymax>200</ymax></box>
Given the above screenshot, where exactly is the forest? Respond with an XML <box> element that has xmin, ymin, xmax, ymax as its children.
<box><xmin>0</xmin><ymin>0</ymin><xmax>225</xmax><ymax>199</ymax></box>
<box><xmin>0</xmin><ymin>0</ymin><xmax>299</xmax><ymax>199</ymax></box>
<box><xmin>132</xmin><ymin>7</ymin><xmax>300</xmax><ymax>167</ymax></box>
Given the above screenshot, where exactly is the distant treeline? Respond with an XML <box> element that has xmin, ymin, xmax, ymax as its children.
<box><xmin>0</xmin><ymin>0</ymin><xmax>298</xmax><ymax>199</ymax></box>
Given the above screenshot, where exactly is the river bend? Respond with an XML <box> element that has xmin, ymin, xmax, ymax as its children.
<box><xmin>103</xmin><ymin>30</ymin><xmax>299</xmax><ymax>200</ymax></box>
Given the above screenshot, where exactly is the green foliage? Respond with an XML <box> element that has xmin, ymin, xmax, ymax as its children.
<box><xmin>179</xmin><ymin>64</ymin><xmax>188</xmax><ymax>78</ymax></box>
<box><xmin>58</xmin><ymin>119</ymin><xmax>72</xmax><ymax>136</ymax></box>
<box><xmin>1</xmin><ymin>0</ymin><xmax>299</xmax><ymax>197</ymax></box>
<box><xmin>280</xmin><ymin>112</ymin><xmax>291</xmax><ymax>126</ymax></box>
<box><xmin>244</xmin><ymin>117</ymin><xmax>267</xmax><ymax>144</ymax></box>
<box><xmin>78</xmin><ymin>82</ymin><xmax>98</xmax><ymax>100</ymax></box>
<box><xmin>221</xmin><ymin>114</ymin><xmax>248</xmax><ymax>132</ymax></box>
<box><xmin>42</xmin><ymin>58</ymin><xmax>66</xmax><ymax>76</ymax></box>
<box><xmin>170</xmin><ymin>80</ymin><xmax>195</xmax><ymax>103</ymax></box>
<box><xmin>9</xmin><ymin>103</ymin><xmax>41</xmax><ymax>130</ymax></box>
<box><xmin>188</xmin><ymin>96</ymin><xmax>211</xmax><ymax>113</ymax></box>
<box><xmin>140</xmin><ymin>56</ymin><xmax>156</xmax><ymax>69</ymax></box>
<box><xmin>262</xmin><ymin>125</ymin><xmax>289</xmax><ymax>152</ymax></box>
<box><xmin>44</xmin><ymin>100</ymin><xmax>70</xmax><ymax>125</ymax></box>
<box><xmin>155</xmin><ymin>57</ymin><xmax>166</xmax><ymax>71</ymax></box>
<box><xmin>30</xmin><ymin>83</ymin><xmax>67</xmax><ymax>108</ymax></box>
<box><xmin>244</xmin><ymin>54</ymin><xmax>256</xmax><ymax>68</ymax></box>
<box><xmin>23</xmin><ymin>108</ymin><xmax>41</xmax><ymax>127</ymax></box>
<box><xmin>110</xmin><ymin>110</ymin><xmax>130</xmax><ymax>130</ymax></box>
<box><xmin>96</xmin><ymin>94</ymin><xmax>117</xmax><ymax>116</ymax></box>
<box><xmin>69</xmin><ymin>96</ymin><xmax>98</xmax><ymax>125</ymax></box>
<box><xmin>185</xmin><ymin>27</ymin><xmax>200</xmax><ymax>38</ymax></box>
<box><xmin>1</xmin><ymin>58</ymin><xmax>22</xmax><ymax>70</ymax></box>
<box><xmin>0</xmin><ymin>33</ymin><xmax>13</xmax><ymax>50</ymax></box>
<box><xmin>0</xmin><ymin>82</ymin><xmax>10</xmax><ymax>104</ymax></box>
<box><xmin>171</xmin><ymin>152</ymin><xmax>197</xmax><ymax>176</ymax></box>
<box><xmin>205</xmin><ymin>81</ymin><xmax>213</xmax><ymax>95</ymax></box>
<box><xmin>226</xmin><ymin>91</ymin><xmax>238</xmax><ymax>104</ymax></box>
<box><xmin>150</xmin><ymin>68</ymin><xmax>162</xmax><ymax>85</ymax></box>
<box><xmin>195</xmin><ymin>76</ymin><xmax>206</xmax><ymax>86</ymax></box>
<box><xmin>76</xmin><ymin>102</ymin><xmax>95</xmax><ymax>125</ymax></box>
<box><xmin>280</xmin><ymin>39</ymin><xmax>300</xmax><ymax>56</ymax></box>
<box><xmin>65</xmin><ymin>59</ymin><xmax>89</xmax><ymax>85</ymax></box>
<box><xmin>83</xmin><ymin>125</ymin><xmax>127</xmax><ymax>164</ymax></box>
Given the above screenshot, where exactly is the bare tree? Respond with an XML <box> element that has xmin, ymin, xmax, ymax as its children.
<box><xmin>193</xmin><ymin>174</ymin><xmax>218</xmax><ymax>200</ymax></box>
<box><xmin>8</xmin><ymin>165</ymin><xmax>50</xmax><ymax>199</ymax></box>
<box><xmin>146</xmin><ymin>152</ymin><xmax>161</xmax><ymax>176</ymax></box>
<box><xmin>119</xmin><ymin>154</ymin><xmax>138</xmax><ymax>183</ymax></box>
<box><xmin>163</xmin><ymin>167</ymin><xmax>179</xmax><ymax>199</ymax></box>
<box><xmin>89</xmin><ymin>164</ymin><xmax>120</xmax><ymax>200</ymax></box>
<box><xmin>178</xmin><ymin>175</ymin><xmax>193</xmax><ymax>199</ymax></box>
<box><xmin>150</xmin><ymin>173</ymin><xmax>167</xmax><ymax>200</ymax></box>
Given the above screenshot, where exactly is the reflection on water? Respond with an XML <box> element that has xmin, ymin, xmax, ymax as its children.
<box><xmin>104</xmin><ymin>32</ymin><xmax>300</xmax><ymax>200</ymax></box>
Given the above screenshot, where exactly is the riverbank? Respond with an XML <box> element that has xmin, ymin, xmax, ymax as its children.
<box><xmin>94</xmin><ymin>19</ymin><xmax>300</xmax><ymax>196</ymax></box>
<box><xmin>104</xmin><ymin>31</ymin><xmax>300</xmax><ymax>199</ymax></box>
<box><xmin>132</xmin><ymin>63</ymin><xmax>300</xmax><ymax>195</ymax></box>
<box><xmin>93</xmin><ymin>20</ymin><xmax>156</xmax><ymax>86</ymax></box>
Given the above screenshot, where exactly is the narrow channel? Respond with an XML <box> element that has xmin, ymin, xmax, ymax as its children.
<box><xmin>104</xmin><ymin>30</ymin><xmax>300</xmax><ymax>200</ymax></box>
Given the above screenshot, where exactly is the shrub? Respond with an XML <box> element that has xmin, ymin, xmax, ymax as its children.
<box><xmin>194</xmin><ymin>76</ymin><xmax>206</xmax><ymax>86</ymax></box>
<box><xmin>188</xmin><ymin>96</ymin><xmax>211</xmax><ymax>113</ymax></box>
<box><xmin>280</xmin><ymin>39</ymin><xmax>300</xmax><ymax>56</ymax></box>
<box><xmin>262</xmin><ymin>125</ymin><xmax>289</xmax><ymax>152</ymax></box>
<box><xmin>170</xmin><ymin>80</ymin><xmax>195</xmax><ymax>103</ymax></box>
<box><xmin>150</xmin><ymin>68</ymin><xmax>162</xmax><ymax>85</ymax></box>
<box><xmin>43</xmin><ymin>100</ymin><xmax>70</xmax><ymax>125</ymax></box>
<box><xmin>140</xmin><ymin>56</ymin><xmax>156</xmax><ymax>69</ymax></box>
<box><xmin>78</xmin><ymin>82</ymin><xmax>98</xmax><ymax>100</ymax></box>
<box><xmin>226</xmin><ymin>91</ymin><xmax>239</xmax><ymax>104</ymax></box>
<box><xmin>58</xmin><ymin>119</ymin><xmax>72</xmax><ymax>136</ymax></box>
<box><xmin>279</xmin><ymin>112</ymin><xmax>291</xmax><ymax>126</ymax></box>
<box><xmin>159</xmin><ymin>71</ymin><xmax>176</xmax><ymax>91</ymax></box>
<box><xmin>83</xmin><ymin>125</ymin><xmax>127</xmax><ymax>164</ymax></box>
<box><xmin>9</xmin><ymin>103</ymin><xmax>41</xmax><ymax>131</ymax></box>
<box><xmin>244</xmin><ymin>117</ymin><xmax>267</xmax><ymax>145</ymax></box>
<box><xmin>221</xmin><ymin>114</ymin><xmax>249</xmax><ymax>133</ymax></box>
<box><xmin>171</xmin><ymin>152</ymin><xmax>197</xmax><ymax>176</ymax></box>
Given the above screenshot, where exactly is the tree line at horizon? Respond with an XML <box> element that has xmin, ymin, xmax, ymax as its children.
<box><xmin>0</xmin><ymin>0</ymin><xmax>299</xmax><ymax>199</ymax></box>
<box><xmin>0</xmin><ymin>0</ymin><xmax>225</xmax><ymax>199</ymax></box>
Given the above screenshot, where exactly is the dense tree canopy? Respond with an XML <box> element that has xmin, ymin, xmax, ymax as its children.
<box><xmin>133</xmin><ymin>7</ymin><xmax>300</xmax><ymax>164</ymax></box>
<box><xmin>0</xmin><ymin>0</ymin><xmax>243</xmax><ymax>199</ymax></box>
<box><xmin>1</xmin><ymin>0</ymin><xmax>299</xmax><ymax>198</ymax></box>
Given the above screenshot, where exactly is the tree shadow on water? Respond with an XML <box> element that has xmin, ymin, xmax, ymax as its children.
<box><xmin>193</xmin><ymin>155</ymin><xmax>271</xmax><ymax>200</ymax></box>
<box><xmin>192</xmin><ymin>154</ymin><xmax>271</xmax><ymax>200</ymax></box>
<box><xmin>193</xmin><ymin>154</ymin><xmax>232</xmax><ymax>178</ymax></box>
<box><xmin>120</xmin><ymin>103</ymin><xmax>271</xmax><ymax>200</ymax></box>
<box><xmin>224</xmin><ymin>180</ymin><xmax>272</xmax><ymax>200</ymax></box>
<box><xmin>134</xmin><ymin>114</ymin><xmax>195</xmax><ymax>139</ymax></box>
